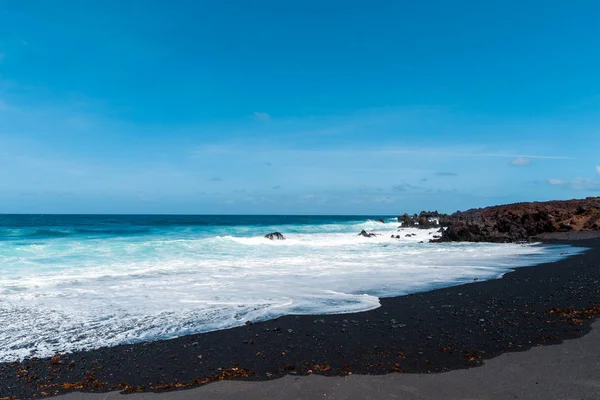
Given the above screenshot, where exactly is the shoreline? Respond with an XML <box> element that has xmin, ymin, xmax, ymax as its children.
<box><xmin>1</xmin><ymin>234</ymin><xmax>600</xmax><ymax>399</ymax></box>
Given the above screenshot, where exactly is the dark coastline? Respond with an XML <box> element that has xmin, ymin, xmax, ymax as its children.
<box><xmin>2</xmin><ymin>235</ymin><xmax>600</xmax><ymax>399</ymax></box>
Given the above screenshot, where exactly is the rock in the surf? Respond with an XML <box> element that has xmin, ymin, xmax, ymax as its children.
<box><xmin>359</xmin><ymin>230</ymin><xmax>377</xmax><ymax>238</ymax></box>
<box><xmin>265</xmin><ymin>232</ymin><xmax>285</xmax><ymax>240</ymax></box>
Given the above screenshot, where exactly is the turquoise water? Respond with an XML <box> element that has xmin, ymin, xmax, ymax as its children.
<box><xmin>0</xmin><ymin>215</ymin><xmax>581</xmax><ymax>362</ymax></box>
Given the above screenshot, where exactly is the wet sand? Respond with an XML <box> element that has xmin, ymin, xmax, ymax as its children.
<box><xmin>1</xmin><ymin>234</ymin><xmax>599</xmax><ymax>399</ymax></box>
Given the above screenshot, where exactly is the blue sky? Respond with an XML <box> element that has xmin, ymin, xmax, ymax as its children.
<box><xmin>0</xmin><ymin>0</ymin><xmax>599</xmax><ymax>214</ymax></box>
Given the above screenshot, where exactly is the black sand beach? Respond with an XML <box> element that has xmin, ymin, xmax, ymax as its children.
<box><xmin>51</xmin><ymin>319</ymin><xmax>600</xmax><ymax>399</ymax></box>
<box><xmin>2</xmin><ymin>234</ymin><xmax>600</xmax><ymax>399</ymax></box>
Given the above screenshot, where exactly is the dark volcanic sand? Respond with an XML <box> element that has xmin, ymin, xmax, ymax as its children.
<box><xmin>2</xmin><ymin>236</ymin><xmax>600</xmax><ymax>399</ymax></box>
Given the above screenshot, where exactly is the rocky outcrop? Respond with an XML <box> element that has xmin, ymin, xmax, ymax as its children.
<box><xmin>359</xmin><ymin>230</ymin><xmax>377</xmax><ymax>238</ymax></box>
<box><xmin>416</xmin><ymin>217</ymin><xmax>439</xmax><ymax>229</ymax></box>
<box><xmin>398</xmin><ymin>213</ymin><xmax>417</xmax><ymax>227</ymax></box>
<box><xmin>265</xmin><ymin>232</ymin><xmax>285</xmax><ymax>240</ymax></box>
<box><xmin>376</xmin><ymin>219</ymin><xmax>385</xmax><ymax>223</ymax></box>
<box><xmin>397</xmin><ymin>211</ymin><xmax>441</xmax><ymax>228</ymax></box>
<box><xmin>432</xmin><ymin>197</ymin><xmax>600</xmax><ymax>243</ymax></box>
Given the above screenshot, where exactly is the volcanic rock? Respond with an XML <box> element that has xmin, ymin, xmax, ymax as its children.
<box><xmin>358</xmin><ymin>230</ymin><xmax>377</xmax><ymax>238</ymax></box>
<box><xmin>265</xmin><ymin>232</ymin><xmax>285</xmax><ymax>240</ymax></box>
<box><xmin>432</xmin><ymin>197</ymin><xmax>600</xmax><ymax>243</ymax></box>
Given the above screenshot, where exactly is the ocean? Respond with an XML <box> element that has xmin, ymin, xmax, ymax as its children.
<box><xmin>0</xmin><ymin>214</ymin><xmax>581</xmax><ymax>362</ymax></box>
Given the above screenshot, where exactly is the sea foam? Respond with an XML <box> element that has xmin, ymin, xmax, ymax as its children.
<box><xmin>0</xmin><ymin>216</ymin><xmax>582</xmax><ymax>362</ymax></box>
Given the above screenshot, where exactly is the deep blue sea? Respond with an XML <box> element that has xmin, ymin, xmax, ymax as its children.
<box><xmin>0</xmin><ymin>214</ymin><xmax>580</xmax><ymax>362</ymax></box>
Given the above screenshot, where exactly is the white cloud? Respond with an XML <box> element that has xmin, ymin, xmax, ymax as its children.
<box><xmin>550</xmin><ymin>167</ymin><xmax>600</xmax><ymax>190</ymax></box>
<box><xmin>435</xmin><ymin>172</ymin><xmax>458</xmax><ymax>177</ymax></box>
<box><xmin>190</xmin><ymin>144</ymin><xmax>235</xmax><ymax>157</ymax></box>
<box><xmin>392</xmin><ymin>183</ymin><xmax>421</xmax><ymax>192</ymax></box>
<box><xmin>373</xmin><ymin>196</ymin><xmax>395</xmax><ymax>203</ymax></box>
<box><xmin>67</xmin><ymin>115</ymin><xmax>92</xmax><ymax>130</ymax></box>
<box><xmin>253</xmin><ymin>112</ymin><xmax>271</xmax><ymax>121</ymax></box>
<box><xmin>191</xmin><ymin>141</ymin><xmax>570</xmax><ymax>163</ymax></box>
<box><xmin>548</xmin><ymin>179</ymin><xmax>568</xmax><ymax>186</ymax></box>
<box><xmin>548</xmin><ymin>177</ymin><xmax>600</xmax><ymax>190</ymax></box>
<box><xmin>382</xmin><ymin>149</ymin><xmax>571</xmax><ymax>160</ymax></box>
<box><xmin>510</xmin><ymin>157</ymin><xmax>531</xmax><ymax>166</ymax></box>
<box><xmin>137</xmin><ymin>192</ymin><xmax>152</xmax><ymax>202</ymax></box>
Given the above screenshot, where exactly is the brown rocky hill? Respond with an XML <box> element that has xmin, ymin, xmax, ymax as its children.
<box><xmin>428</xmin><ymin>197</ymin><xmax>600</xmax><ymax>243</ymax></box>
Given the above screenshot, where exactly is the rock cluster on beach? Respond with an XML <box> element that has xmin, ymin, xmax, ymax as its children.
<box><xmin>403</xmin><ymin>197</ymin><xmax>600</xmax><ymax>243</ymax></box>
